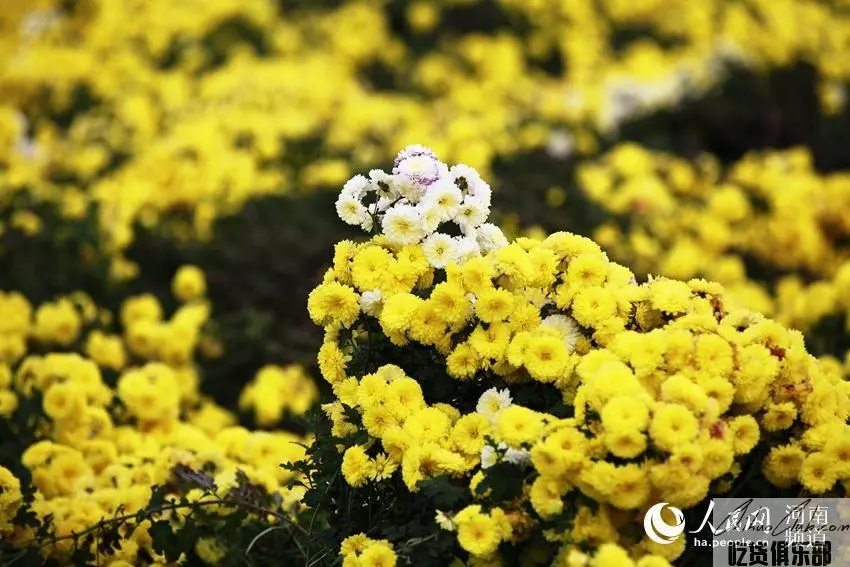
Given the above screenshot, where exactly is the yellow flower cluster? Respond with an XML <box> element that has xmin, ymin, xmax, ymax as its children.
<box><xmin>0</xmin><ymin>291</ymin><xmax>31</xmax><ymax>364</ymax></box>
<box><xmin>581</xmin><ymin>144</ymin><xmax>850</xmax><ymax>331</ymax></box>
<box><xmin>2</xmin><ymin>265</ymin><xmax>210</xmax><ymax>380</ymax></box>
<box><xmin>119</xmin><ymin>265</ymin><xmax>214</xmax><ymax>373</ymax></box>
<box><xmin>450</xmin><ymin>504</ymin><xmax>514</xmax><ymax>558</ymax></box>
<box><xmin>172</xmin><ymin>265</ymin><xmax>207</xmax><ymax>302</ymax></box>
<box><xmin>339</xmin><ymin>533</ymin><xmax>398</xmax><ymax>567</ymax></box>
<box><xmin>5</xmin><ymin>0</ymin><xmax>850</xmax><ymax>279</ymax></box>
<box><xmin>0</xmin><ymin>267</ymin><xmax>314</xmax><ymax>563</ymax></box>
<box><xmin>560</xmin><ymin>542</ymin><xmax>672</xmax><ymax>567</ymax></box>
<box><xmin>6</xmin><ymin>368</ymin><xmax>308</xmax><ymax>563</ymax></box>
<box><xmin>310</xmin><ymin>151</ymin><xmax>849</xmax><ymax>563</ymax></box>
<box><xmin>0</xmin><ymin>0</ymin><xmax>550</xmax><ymax>272</ymax></box>
<box><xmin>0</xmin><ymin>465</ymin><xmax>23</xmax><ymax>533</ymax></box>
<box><xmin>238</xmin><ymin>364</ymin><xmax>318</xmax><ymax>426</ymax></box>
<box><xmin>497</xmin><ymin>0</ymin><xmax>850</xmax><ymax>120</ymax></box>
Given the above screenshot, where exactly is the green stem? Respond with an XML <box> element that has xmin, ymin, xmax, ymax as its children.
<box><xmin>11</xmin><ymin>493</ymin><xmax>306</xmax><ymax>560</ymax></box>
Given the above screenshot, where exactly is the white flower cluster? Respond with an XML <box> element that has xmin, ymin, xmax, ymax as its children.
<box><xmin>335</xmin><ymin>145</ymin><xmax>508</xmax><ymax>267</ymax></box>
<box><xmin>475</xmin><ymin>387</ymin><xmax>531</xmax><ymax>469</ymax></box>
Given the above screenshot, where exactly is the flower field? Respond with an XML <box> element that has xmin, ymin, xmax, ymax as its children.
<box><xmin>2</xmin><ymin>1</ymin><xmax>850</xmax><ymax>566</ymax></box>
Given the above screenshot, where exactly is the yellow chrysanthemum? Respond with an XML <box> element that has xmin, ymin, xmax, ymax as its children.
<box><xmin>649</xmin><ymin>404</ymin><xmax>699</xmax><ymax>452</ymax></box>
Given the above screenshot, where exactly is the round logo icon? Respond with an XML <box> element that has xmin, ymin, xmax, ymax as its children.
<box><xmin>644</xmin><ymin>502</ymin><xmax>686</xmax><ymax>545</ymax></box>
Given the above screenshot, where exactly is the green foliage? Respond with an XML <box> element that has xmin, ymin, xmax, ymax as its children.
<box><xmin>0</xmin><ymin>196</ymin><xmax>111</xmax><ymax>307</ymax></box>
<box><xmin>0</xmin><ymin>464</ymin><xmax>310</xmax><ymax>567</ymax></box>
<box><xmin>279</xmin><ymin>409</ymin><xmax>463</xmax><ymax>566</ymax></box>
<box><xmin>124</xmin><ymin>191</ymin><xmax>361</xmax><ymax>406</ymax></box>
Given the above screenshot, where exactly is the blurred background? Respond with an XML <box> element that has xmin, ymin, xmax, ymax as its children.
<box><xmin>2</xmin><ymin>0</ymin><xmax>850</xmax><ymax>415</ymax></box>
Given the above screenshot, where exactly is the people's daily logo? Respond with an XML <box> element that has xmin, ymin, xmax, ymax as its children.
<box><xmin>644</xmin><ymin>502</ymin><xmax>686</xmax><ymax>545</ymax></box>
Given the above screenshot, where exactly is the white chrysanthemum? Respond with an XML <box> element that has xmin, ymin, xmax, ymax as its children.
<box><xmin>475</xmin><ymin>223</ymin><xmax>508</xmax><ymax>253</ymax></box>
<box><xmin>396</xmin><ymin>153</ymin><xmax>440</xmax><ymax>180</ymax></box>
<box><xmin>394</xmin><ymin>144</ymin><xmax>436</xmax><ymax>167</ymax></box>
<box><xmin>335</xmin><ymin>148</ymin><xmax>502</xmax><ymax>248</ymax></box>
<box><xmin>341</xmin><ymin>174</ymin><xmax>372</xmax><ymax>199</ymax></box>
<box><xmin>541</xmin><ymin>314</ymin><xmax>583</xmax><ymax>353</ymax></box>
<box><xmin>504</xmin><ymin>448</ymin><xmax>531</xmax><ymax>466</ymax></box>
<box><xmin>17</xmin><ymin>136</ymin><xmax>39</xmax><ymax>160</ymax></box>
<box><xmin>601</xmin><ymin>78</ymin><xmax>667</xmax><ymax>132</ymax></box>
<box><xmin>11</xmin><ymin>111</ymin><xmax>40</xmax><ymax>160</ymax></box>
<box><xmin>435</xmin><ymin>510</ymin><xmax>456</xmax><ymax>531</ymax></box>
<box><xmin>369</xmin><ymin>169</ymin><xmax>397</xmax><ymax>201</ymax></box>
<box><xmin>394</xmin><ymin>147</ymin><xmax>447</xmax><ymax>190</ymax></box>
<box><xmin>392</xmin><ymin>174</ymin><xmax>427</xmax><ymax>203</ymax></box>
<box><xmin>375</xmin><ymin>196</ymin><xmax>396</xmax><ymax>213</ymax></box>
<box><xmin>422</xmin><ymin>232</ymin><xmax>458</xmax><ymax>268</ymax></box>
<box><xmin>381</xmin><ymin>204</ymin><xmax>424</xmax><ymax>245</ymax></box>
<box><xmin>476</xmin><ymin>387</ymin><xmax>512</xmax><ymax>421</ymax></box>
<box><xmin>480</xmin><ymin>445</ymin><xmax>498</xmax><ymax>470</ymax></box>
<box><xmin>360</xmin><ymin>289</ymin><xmax>384</xmax><ymax>317</ymax></box>
<box><xmin>358</xmin><ymin>203</ymin><xmax>378</xmax><ymax>231</ymax></box>
<box><xmin>335</xmin><ymin>194</ymin><xmax>369</xmax><ymax>226</ymax></box>
<box><xmin>420</xmin><ymin>204</ymin><xmax>443</xmax><ymax>234</ymax></box>
<box><xmin>21</xmin><ymin>9</ymin><xmax>59</xmax><ymax>39</ymax></box>
<box><xmin>454</xmin><ymin>236</ymin><xmax>480</xmax><ymax>263</ymax></box>
<box><xmin>454</xmin><ymin>199</ymin><xmax>489</xmax><ymax>232</ymax></box>
<box><xmin>423</xmin><ymin>179</ymin><xmax>463</xmax><ymax>222</ymax></box>
<box><xmin>546</xmin><ymin>129</ymin><xmax>574</xmax><ymax>159</ymax></box>
<box><xmin>450</xmin><ymin>164</ymin><xmax>491</xmax><ymax>206</ymax></box>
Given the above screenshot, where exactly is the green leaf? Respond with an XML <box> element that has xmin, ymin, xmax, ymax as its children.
<box><xmin>149</xmin><ymin>519</ymin><xmax>181</xmax><ymax>562</ymax></box>
<box><xmin>419</xmin><ymin>475</ymin><xmax>470</xmax><ymax>510</ymax></box>
<box><xmin>478</xmin><ymin>463</ymin><xmax>526</xmax><ymax>503</ymax></box>
<box><xmin>145</xmin><ymin>485</ymin><xmax>168</xmax><ymax>516</ymax></box>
